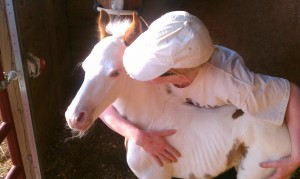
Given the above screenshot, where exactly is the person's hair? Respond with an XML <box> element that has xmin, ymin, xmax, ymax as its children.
<box><xmin>166</xmin><ymin>47</ymin><xmax>216</xmax><ymax>79</ymax></box>
<box><xmin>167</xmin><ymin>65</ymin><xmax>202</xmax><ymax>79</ymax></box>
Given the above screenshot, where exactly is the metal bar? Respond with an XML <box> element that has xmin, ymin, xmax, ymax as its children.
<box><xmin>0</xmin><ymin>122</ymin><xmax>11</xmax><ymax>144</ymax></box>
<box><xmin>0</xmin><ymin>62</ymin><xmax>25</xmax><ymax>179</ymax></box>
<box><xmin>6</xmin><ymin>165</ymin><xmax>21</xmax><ymax>179</ymax></box>
<box><xmin>97</xmin><ymin>7</ymin><xmax>137</xmax><ymax>15</ymax></box>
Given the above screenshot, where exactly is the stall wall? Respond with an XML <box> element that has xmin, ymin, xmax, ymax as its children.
<box><xmin>67</xmin><ymin>0</ymin><xmax>98</xmax><ymax>64</ymax></box>
<box><xmin>10</xmin><ymin>0</ymin><xmax>97</xmax><ymax>177</ymax></box>
<box><xmin>66</xmin><ymin>0</ymin><xmax>99</xmax><ymax>95</ymax></box>
<box><xmin>13</xmin><ymin>0</ymin><xmax>71</xmax><ymax>177</ymax></box>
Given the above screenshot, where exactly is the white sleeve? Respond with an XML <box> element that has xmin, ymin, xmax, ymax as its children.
<box><xmin>209</xmin><ymin>46</ymin><xmax>290</xmax><ymax>125</ymax></box>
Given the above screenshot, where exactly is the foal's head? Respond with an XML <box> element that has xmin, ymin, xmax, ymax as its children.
<box><xmin>65</xmin><ymin>10</ymin><xmax>142</xmax><ymax>132</ymax></box>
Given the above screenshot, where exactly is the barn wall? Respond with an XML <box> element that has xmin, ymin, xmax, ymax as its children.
<box><xmin>182</xmin><ymin>0</ymin><xmax>300</xmax><ymax>83</ymax></box>
<box><xmin>64</xmin><ymin>0</ymin><xmax>99</xmax><ymax>100</ymax></box>
<box><xmin>67</xmin><ymin>0</ymin><xmax>98</xmax><ymax>69</ymax></box>
<box><xmin>13</xmin><ymin>0</ymin><xmax>71</xmax><ymax>177</ymax></box>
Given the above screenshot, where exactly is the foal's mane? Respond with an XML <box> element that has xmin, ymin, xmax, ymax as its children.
<box><xmin>105</xmin><ymin>18</ymin><xmax>132</xmax><ymax>37</ymax></box>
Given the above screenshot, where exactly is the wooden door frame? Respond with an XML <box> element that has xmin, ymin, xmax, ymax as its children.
<box><xmin>0</xmin><ymin>0</ymin><xmax>41</xmax><ymax>178</ymax></box>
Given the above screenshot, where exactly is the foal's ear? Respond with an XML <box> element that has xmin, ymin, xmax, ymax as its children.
<box><xmin>98</xmin><ymin>10</ymin><xmax>110</xmax><ymax>40</ymax></box>
<box><xmin>122</xmin><ymin>12</ymin><xmax>143</xmax><ymax>46</ymax></box>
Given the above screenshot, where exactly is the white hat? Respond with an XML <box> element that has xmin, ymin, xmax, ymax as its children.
<box><xmin>123</xmin><ymin>11</ymin><xmax>214</xmax><ymax>81</ymax></box>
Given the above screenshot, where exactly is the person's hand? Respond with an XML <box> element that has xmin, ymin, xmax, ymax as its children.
<box><xmin>135</xmin><ymin>129</ymin><xmax>181</xmax><ymax>167</ymax></box>
<box><xmin>260</xmin><ymin>155</ymin><xmax>300</xmax><ymax>179</ymax></box>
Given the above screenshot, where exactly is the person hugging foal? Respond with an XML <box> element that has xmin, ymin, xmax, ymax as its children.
<box><xmin>100</xmin><ymin>11</ymin><xmax>300</xmax><ymax>179</ymax></box>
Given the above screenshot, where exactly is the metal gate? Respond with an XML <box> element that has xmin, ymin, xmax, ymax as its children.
<box><xmin>0</xmin><ymin>63</ymin><xmax>25</xmax><ymax>179</ymax></box>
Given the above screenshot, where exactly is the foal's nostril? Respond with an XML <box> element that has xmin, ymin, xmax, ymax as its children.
<box><xmin>76</xmin><ymin>112</ymin><xmax>85</xmax><ymax>122</ymax></box>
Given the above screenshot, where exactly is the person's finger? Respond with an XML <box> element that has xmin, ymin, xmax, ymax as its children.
<box><xmin>157</xmin><ymin>129</ymin><xmax>177</xmax><ymax>137</ymax></box>
<box><xmin>268</xmin><ymin>171</ymin><xmax>288</xmax><ymax>179</ymax></box>
<box><xmin>152</xmin><ymin>154</ymin><xmax>163</xmax><ymax>167</ymax></box>
<box><xmin>165</xmin><ymin>144</ymin><xmax>181</xmax><ymax>157</ymax></box>
<box><xmin>260</xmin><ymin>160</ymin><xmax>283</xmax><ymax>168</ymax></box>
<box><xmin>267</xmin><ymin>169</ymin><xmax>281</xmax><ymax>179</ymax></box>
<box><xmin>161</xmin><ymin>149</ymin><xmax>177</xmax><ymax>162</ymax></box>
<box><xmin>260</xmin><ymin>156</ymin><xmax>292</xmax><ymax>168</ymax></box>
<box><xmin>159</xmin><ymin>152</ymin><xmax>173</xmax><ymax>163</ymax></box>
<box><xmin>155</xmin><ymin>130</ymin><xmax>181</xmax><ymax>157</ymax></box>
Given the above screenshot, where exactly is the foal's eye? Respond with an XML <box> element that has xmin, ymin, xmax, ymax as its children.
<box><xmin>110</xmin><ymin>70</ymin><xmax>120</xmax><ymax>77</ymax></box>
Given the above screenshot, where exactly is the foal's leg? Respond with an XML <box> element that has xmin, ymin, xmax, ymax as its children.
<box><xmin>126</xmin><ymin>141</ymin><xmax>172</xmax><ymax>179</ymax></box>
<box><xmin>236</xmin><ymin>147</ymin><xmax>276</xmax><ymax>179</ymax></box>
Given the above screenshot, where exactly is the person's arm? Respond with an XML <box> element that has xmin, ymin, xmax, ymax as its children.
<box><xmin>99</xmin><ymin>104</ymin><xmax>181</xmax><ymax>166</ymax></box>
<box><xmin>260</xmin><ymin>82</ymin><xmax>300</xmax><ymax>178</ymax></box>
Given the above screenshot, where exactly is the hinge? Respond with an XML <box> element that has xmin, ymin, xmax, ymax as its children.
<box><xmin>0</xmin><ymin>71</ymin><xmax>18</xmax><ymax>90</ymax></box>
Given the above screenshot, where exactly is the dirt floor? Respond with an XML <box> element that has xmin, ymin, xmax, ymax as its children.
<box><xmin>45</xmin><ymin>119</ymin><xmax>136</xmax><ymax>179</ymax></box>
<box><xmin>0</xmin><ymin>138</ymin><xmax>12</xmax><ymax>178</ymax></box>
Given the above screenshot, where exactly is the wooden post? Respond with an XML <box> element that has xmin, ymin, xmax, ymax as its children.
<box><xmin>0</xmin><ymin>62</ymin><xmax>25</xmax><ymax>179</ymax></box>
<box><xmin>0</xmin><ymin>0</ymin><xmax>41</xmax><ymax>178</ymax></box>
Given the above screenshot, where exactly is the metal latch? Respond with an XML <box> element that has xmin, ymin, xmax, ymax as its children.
<box><xmin>0</xmin><ymin>71</ymin><xmax>18</xmax><ymax>90</ymax></box>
